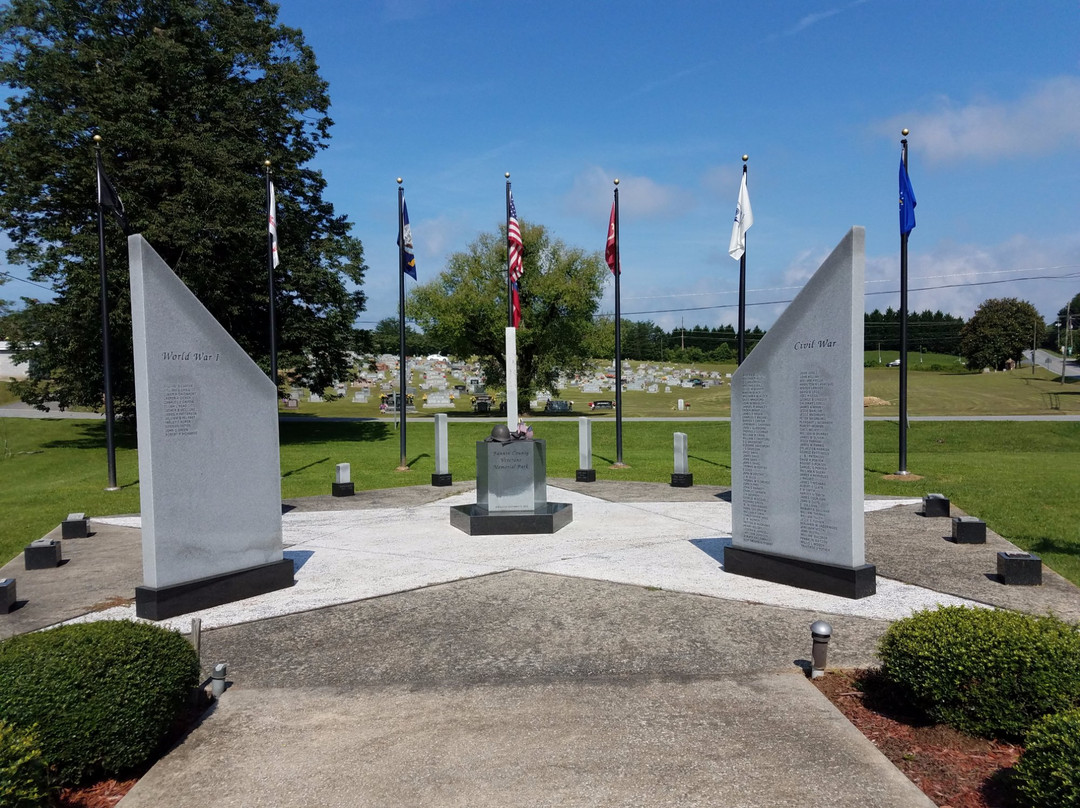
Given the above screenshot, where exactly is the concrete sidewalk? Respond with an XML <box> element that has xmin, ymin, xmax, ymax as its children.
<box><xmin>4</xmin><ymin>481</ymin><xmax>1079</xmax><ymax>807</ymax></box>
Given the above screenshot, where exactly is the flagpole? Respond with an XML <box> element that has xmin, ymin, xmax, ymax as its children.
<box><xmin>613</xmin><ymin>178</ymin><xmax>625</xmax><ymax>467</ymax></box>
<box><xmin>396</xmin><ymin>178</ymin><xmax>409</xmax><ymax>471</ymax></box>
<box><xmin>737</xmin><ymin>156</ymin><xmax>748</xmax><ymax>365</ymax></box>
<box><xmin>264</xmin><ymin>160</ymin><xmax>278</xmax><ymax>388</ymax></box>
<box><xmin>506</xmin><ymin>174</ymin><xmax>513</xmax><ymax>328</ymax></box>
<box><xmin>504</xmin><ymin>173</ymin><xmax>518</xmax><ymax>433</ymax></box>
<box><xmin>898</xmin><ymin>130</ymin><xmax>910</xmax><ymax>475</ymax></box>
<box><xmin>93</xmin><ymin>135</ymin><xmax>119</xmax><ymax>492</ymax></box>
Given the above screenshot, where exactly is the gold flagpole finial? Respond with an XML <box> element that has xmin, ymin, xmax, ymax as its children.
<box><xmin>93</xmin><ymin>134</ymin><xmax>102</xmax><ymax>144</ymax></box>
<box><xmin>902</xmin><ymin>128</ymin><xmax>909</xmax><ymax>137</ymax></box>
<box><xmin>742</xmin><ymin>154</ymin><xmax>748</xmax><ymax>162</ymax></box>
<box><xmin>505</xmin><ymin>172</ymin><xmax>510</xmax><ymax>179</ymax></box>
<box><xmin>613</xmin><ymin>178</ymin><xmax>619</xmax><ymax>186</ymax></box>
<box><xmin>396</xmin><ymin>177</ymin><xmax>403</xmax><ymax>185</ymax></box>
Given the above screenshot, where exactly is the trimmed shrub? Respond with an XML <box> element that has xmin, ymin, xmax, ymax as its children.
<box><xmin>878</xmin><ymin>606</ymin><xmax>1080</xmax><ymax>739</ymax></box>
<box><xmin>1014</xmin><ymin>709</ymin><xmax>1080</xmax><ymax>807</ymax></box>
<box><xmin>0</xmin><ymin>720</ymin><xmax>52</xmax><ymax>808</ymax></box>
<box><xmin>0</xmin><ymin>620</ymin><xmax>199</xmax><ymax>786</ymax></box>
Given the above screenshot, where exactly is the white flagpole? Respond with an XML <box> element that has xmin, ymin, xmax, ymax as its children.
<box><xmin>505</xmin><ymin>326</ymin><xmax>518</xmax><ymax>433</ymax></box>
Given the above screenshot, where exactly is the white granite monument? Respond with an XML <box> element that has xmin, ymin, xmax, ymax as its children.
<box><xmin>728</xmin><ymin>227</ymin><xmax>875</xmax><ymax>598</ymax></box>
<box><xmin>128</xmin><ymin>235</ymin><xmax>293</xmax><ymax>619</ymax></box>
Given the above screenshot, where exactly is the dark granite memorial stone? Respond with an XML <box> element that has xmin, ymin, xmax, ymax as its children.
<box><xmin>922</xmin><ymin>493</ymin><xmax>950</xmax><ymax>517</ymax></box>
<box><xmin>0</xmin><ymin>578</ymin><xmax>15</xmax><ymax>613</ymax></box>
<box><xmin>670</xmin><ymin>472</ymin><xmax>694</xmax><ymax>488</ymax></box>
<box><xmin>951</xmin><ymin>516</ymin><xmax>986</xmax><ymax>544</ymax></box>
<box><xmin>62</xmin><ymin>513</ymin><xmax>89</xmax><ymax>539</ymax></box>
<box><xmin>331</xmin><ymin>481</ymin><xmax>355</xmax><ymax>497</ymax></box>
<box><xmin>997</xmin><ymin>551</ymin><xmax>1042</xmax><ymax>586</ymax></box>
<box><xmin>24</xmin><ymin>539</ymin><xmax>61</xmax><ymax>570</ymax></box>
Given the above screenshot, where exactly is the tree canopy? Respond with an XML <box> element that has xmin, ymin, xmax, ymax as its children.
<box><xmin>407</xmin><ymin>221</ymin><xmax>607</xmax><ymax>398</ymax></box>
<box><xmin>959</xmin><ymin>298</ymin><xmax>1042</xmax><ymax>371</ymax></box>
<box><xmin>0</xmin><ymin>0</ymin><xmax>366</xmax><ymax>414</ymax></box>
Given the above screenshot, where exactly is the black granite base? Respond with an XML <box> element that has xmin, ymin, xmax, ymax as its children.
<box><xmin>670</xmin><ymin>472</ymin><xmax>693</xmax><ymax>488</ymax></box>
<box><xmin>431</xmin><ymin>473</ymin><xmax>453</xmax><ymax>487</ymax></box>
<box><xmin>575</xmin><ymin>469</ymin><xmax>596</xmax><ymax>483</ymax></box>
<box><xmin>724</xmin><ymin>546</ymin><xmax>877</xmax><ymax>599</ymax></box>
<box><xmin>951</xmin><ymin>516</ymin><xmax>986</xmax><ymax>544</ymax></box>
<box><xmin>135</xmin><ymin>558</ymin><xmax>295</xmax><ymax>620</ymax></box>
<box><xmin>331</xmin><ymin>481</ymin><xmax>355</xmax><ymax>497</ymax></box>
<box><xmin>24</xmin><ymin>540</ymin><xmax>61</xmax><ymax>570</ymax></box>
<box><xmin>62</xmin><ymin>516</ymin><xmax>89</xmax><ymax>539</ymax></box>
<box><xmin>1</xmin><ymin>578</ymin><xmax>15</xmax><ymax>613</ymax></box>
<box><xmin>922</xmin><ymin>494</ymin><xmax>950</xmax><ymax>517</ymax></box>
<box><xmin>997</xmin><ymin>551</ymin><xmax>1042</xmax><ymax>586</ymax></box>
<box><xmin>450</xmin><ymin>503</ymin><xmax>573</xmax><ymax>535</ymax></box>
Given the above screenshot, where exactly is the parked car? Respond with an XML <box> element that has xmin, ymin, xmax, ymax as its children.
<box><xmin>887</xmin><ymin>359</ymin><xmax>901</xmax><ymax>367</ymax></box>
<box><xmin>588</xmin><ymin>400</ymin><xmax>614</xmax><ymax>410</ymax></box>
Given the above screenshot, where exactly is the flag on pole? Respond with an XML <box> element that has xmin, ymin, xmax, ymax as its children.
<box><xmin>605</xmin><ymin>201</ymin><xmax>618</xmax><ymax>274</ymax></box>
<box><xmin>400</xmin><ymin>197</ymin><xmax>417</xmax><ymax>279</ymax></box>
<box><xmin>96</xmin><ymin>153</ymin><xmax>131</xmax><ymax>235</ymax></box>
<box><xmin>268</xmin><ymin>181</ymin><xmax>280</xmax><ymax>268</ymax></box>
<box><xmin>899</xmin><ymin>154</ymin><xmax>917</xmax><ymax>235</ymax></box>
<box><xmin>508</xmin><ymin>192</ymin><xmax>523</xmax><ymax>327</ymax></box>
<box><xmin>728</xmin><ymin>170</ymin><xmax>752</xmax><ymax>260</ymax></box>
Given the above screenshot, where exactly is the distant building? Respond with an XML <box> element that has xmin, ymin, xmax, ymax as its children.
<box><xmin>0</xmin><ymin>341</ymin><xmax>27</xmax><ymax>380</ymax></box>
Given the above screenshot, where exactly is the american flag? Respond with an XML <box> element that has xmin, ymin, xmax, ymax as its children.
<box><xmin>508</xmin><ymin>193</ymin><xmax>523</xmax><ymax>281</ymax></box>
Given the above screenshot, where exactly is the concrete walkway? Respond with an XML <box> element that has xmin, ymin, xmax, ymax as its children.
<box><xmin>4</xmin><ymin>481</ymin><xmax>1079</xmax><ymax>807</ymax></box>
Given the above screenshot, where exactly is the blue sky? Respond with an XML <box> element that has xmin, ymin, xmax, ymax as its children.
<box><xmin>6</xmin><ymin>0</ymin><xmax>1080</xmax><ymax>335</ymax></box>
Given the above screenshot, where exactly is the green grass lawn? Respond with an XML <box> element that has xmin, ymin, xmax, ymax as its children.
<box><xmin>2</xmin><ymin>417</ymin><xmax>1079</xmax><ymax>587</ymax></box>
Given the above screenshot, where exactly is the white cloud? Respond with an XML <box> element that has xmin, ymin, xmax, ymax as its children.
<box><xmin>865</xmin><ymin>234</ymin><xmax>1080</xmax><ymax>321</ymax></box>
<box><xmin>878</xmin><ymin>75</ymin><xmax>1080</xmax><ymax>163</ymax></box>
<box><xmin>563</xmin><ymin>166</ymin><xmax>693</xmax><ymax>221</ymax></box>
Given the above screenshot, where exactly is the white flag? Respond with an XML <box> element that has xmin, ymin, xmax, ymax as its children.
<box><xmin>269</xmin><ymin>181</ymin><xmax>280</xmax><ymax>268</ymax></box>
<box><xmin>728</xmin><ymin>171</ymin><xmax>753</xmax><ymax>260</ymax></box>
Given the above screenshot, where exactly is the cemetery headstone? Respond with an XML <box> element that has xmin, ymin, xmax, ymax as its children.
<box><xmin>127</xmin><ymin>235</ymin><xmax>292</xmax><ymax>620</ymax></box>
<box><xmin>728</xmin><ymin>227</ymin><xmax>875</xmax><ymax>598</ymax></box>
<box><xmin>62</xmin><ymin>512</ymin><xmax>89</xmax><ymax>539</ymax></box>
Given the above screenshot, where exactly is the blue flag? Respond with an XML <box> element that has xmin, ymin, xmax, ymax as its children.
<box><xmin>399</xmin><ymin>198</ymin><xmax>417</xmax><ymax>279</ymax></box>
<box><xmin>899</xmin><ymin>156</ymin><xmax>916</xmax><ymax>235</ymax></box>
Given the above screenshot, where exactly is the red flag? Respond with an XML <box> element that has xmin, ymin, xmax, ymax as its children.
<box><xmin>605</xmin><ymin>201</ymin><xmax>618</xmax><ymax>274</ymax></box>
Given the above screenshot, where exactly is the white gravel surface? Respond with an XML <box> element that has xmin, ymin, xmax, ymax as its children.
<box><xmin>80</xmin><ymin>489</ymin><xmax>980</xmax><ymax>632</ymax></box>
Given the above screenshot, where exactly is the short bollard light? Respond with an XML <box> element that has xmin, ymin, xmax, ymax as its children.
<box><xmin>210</xmin><ymin>662</ymin><xmax>228</xmax><ymax>699</ymax></box>
<box><xmin>810</xmin><ymin>620</ymin><xmax>832</xmax><ymax>679</ymax></box>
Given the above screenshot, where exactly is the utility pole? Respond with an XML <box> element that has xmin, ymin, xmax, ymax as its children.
<box><xmin>1062</xmin><ymin>301</ymin><xmax>1071</xmax><ymax>385</ymax></box>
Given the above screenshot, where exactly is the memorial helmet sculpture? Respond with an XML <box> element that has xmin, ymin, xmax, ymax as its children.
<box><xmin>489</xmin><ymin>424</ymin><xmax>512</xmax><ymax>443</ymax></box>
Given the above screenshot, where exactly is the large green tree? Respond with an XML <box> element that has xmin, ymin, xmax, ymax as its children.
<box><xmin>407</xmin><ymin>221</ymin><xmax>607</xmax><ymax>399</ymax></box>
<box><xmin>959</xmin><ymin>298</ymin><xmax>1042</xmax><ymax>370</ymax></box>
<box><xmin>0</xmin><ymin>0</ymin><xmax>366</xmax><ymax>415</ymax></box>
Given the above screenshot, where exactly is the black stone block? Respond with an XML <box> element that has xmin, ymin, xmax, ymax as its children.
<box><xmin>922</xmin><ymin>493</ymin><xmax>950</xmax><ymax>517</ymax></box>
<box><xmin>951</xmin><ymin>516</ymin><xmax>986</xmax><ymax>544</ymax></box>
<box><xmin>575</xmin><ymin>469</ymin><xmax>596</xmax><ymax>483</ymax></box>
<box><xmin>0</xmin><ymin>578</ymin><xmax>15</xmax><ymax>613</ymax></box>
<box><xmin>997</xmin><ymin>551</ymin><xmax>1042</xmax><ymax>586</ymax></box>
<box><xmin>24</xmin><ymin>539</ymin><xmax>61</xmax><ymax>570</ymax></box>
<box><xmin>670</xmin><ymin>472</ymin><xmax>694</xmax><ymax>488</ymax></box>
<box><xmin>331</xmin><ymin>481</ymin><xmax>355</xmax><ymax>497</ymax></box>
<box><xmin>135</xmin><ymin>558</ymin><xmax>295</xmax><ymax>621</ymax></box>
<box><xmin>62</xmin><ymin>513</ymin><xmax>89</xmax><ymax>539</ymax></box>
<box><xmin>724</xmin><ymin>546</ymin><xmax>877</xmax><ymax>599</ymax></box>
<box><xmin>449</xmin><ymin>502</ymin><xmax>573</xmax><ymax>535</ymax></box>
<box><xmin>431</xmin><ymin>473</ymin><xmax>453</xmax><ymax>487</ymax></box>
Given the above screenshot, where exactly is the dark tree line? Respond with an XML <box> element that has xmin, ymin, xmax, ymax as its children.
<box><xmin>864</xmin><ymin>309</ymin><xmax>966</xmax><ymax>354</ymax></box>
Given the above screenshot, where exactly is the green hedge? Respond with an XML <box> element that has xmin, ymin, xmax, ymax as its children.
<box><xmin>0</xmin><ymin>620</ymin><xmax>199</xmax><ymax>786</ymax></box>
<box><xmin>0</xmin><ymin>720</ymin><xmax>51</xmax><ymax>808</ymax></box>
<box><xmin>878</xmin><ymin>606</ymin><xmax>1080</xmax><ymax>739</ymax></box>
<box><xmin>1014</xmin><ymin>709</ymin><xmax>1080</xmax><ymax>807</ymax></box>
